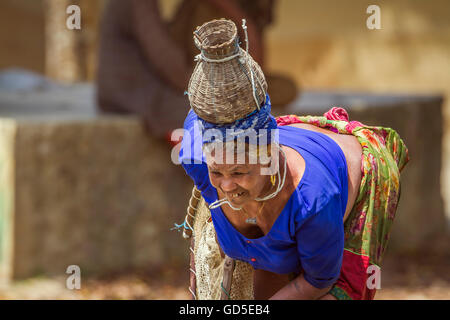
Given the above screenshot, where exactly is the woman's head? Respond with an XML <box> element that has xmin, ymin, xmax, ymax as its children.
<box><xmin>204</xmin><ymin>141</ymin><xmax>277</xmax><ymax>206</ymax></box>
<box><xmin>186</xmin><ymin>19</ymin><xmax>282</xmax><ymax>208</ymax></box>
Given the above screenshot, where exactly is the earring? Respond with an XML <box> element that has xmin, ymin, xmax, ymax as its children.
<box><xmin>271</xmin><ymin>174</ymin><xmax>276</xmax><ymax>186</ymax></box>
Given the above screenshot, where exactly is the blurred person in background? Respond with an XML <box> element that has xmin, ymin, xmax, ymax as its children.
<box><xmin>96</xmin><ymin>0</ymin><xmax>296</xmax><ymax>142</ymax></box>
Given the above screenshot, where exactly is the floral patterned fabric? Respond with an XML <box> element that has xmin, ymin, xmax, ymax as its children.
<box><xmin>276</xmin><ymin>108</ymin><xmax>409</xmax><ymax>300</ymax></box>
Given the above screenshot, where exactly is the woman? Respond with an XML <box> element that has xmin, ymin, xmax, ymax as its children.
<box><xmin>176</xmin><ymin>19</ymin><xmax>409</xmax><ymax>300</ymax></box>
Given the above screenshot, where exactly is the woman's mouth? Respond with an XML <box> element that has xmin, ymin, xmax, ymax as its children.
<box><xmin>228</xmin><ymin>191</ymin><xmax>245</xmax><ymax>199</ymax></box>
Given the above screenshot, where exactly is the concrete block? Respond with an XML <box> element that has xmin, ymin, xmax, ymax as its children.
<box><xmin>0</xmin><ymin>84</ymin><xmax>192</xmax><ymax>281</ymax></box>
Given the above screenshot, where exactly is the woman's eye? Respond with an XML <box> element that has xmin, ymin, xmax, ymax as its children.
<box><xmin>232</xmin><ymin>172</ymin><xmax>245</xmax><ymax>176</ymax></box>
<box><xmin>211</xmin><ymin>172</ymin><xmax>222</xmax><ymax>176</ymax></box>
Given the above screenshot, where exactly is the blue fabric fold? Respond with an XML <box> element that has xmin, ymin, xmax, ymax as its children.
<box><xmin>196</xmin><ymin>94</ymin><xmax>277</xmax><ymax>145</ymax></box>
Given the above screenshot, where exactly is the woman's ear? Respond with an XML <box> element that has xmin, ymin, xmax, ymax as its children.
<box><xmin>260</xmin><ymin>152</ymin><xmax>279</xmax><ymax>176</ymax></box>
<box><xmin>257</xmin><ymin>144</ymin><xmax>273</xmax><ymax>166</ymax></box>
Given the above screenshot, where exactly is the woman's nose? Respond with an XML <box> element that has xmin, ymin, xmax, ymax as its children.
<box><xmin>220</xmin><ymin>178</ymin><xmax>237</xmax><ymax>192</ymax></box>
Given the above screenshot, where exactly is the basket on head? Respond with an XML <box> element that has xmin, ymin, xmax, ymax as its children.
<box><xmin>187</xmin><ymin>19</ymin><xmax>267</xmax><ymax>124</ymax></box>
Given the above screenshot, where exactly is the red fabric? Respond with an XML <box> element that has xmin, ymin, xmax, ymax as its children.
<box><xmin>323</xmin><ymin>107</ymin><xmax>365</xmax><ymax>132</ymax></box>
<box><xmin>323</xmin><ymin>107</ymin><xmax>349</xmax><ymax>121</ymax></box>
<box><xmin>335</xmin><ymin>250</ymin><xmax>376</xmax><ymax>300</ymax></box>
<box><xmin>276</xmin><ymin>107</ymin><xmax>365</xmax><ymax>135</ymax></box>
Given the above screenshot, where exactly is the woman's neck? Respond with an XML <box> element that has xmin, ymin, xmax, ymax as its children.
<box><xmin>245</xmin><ymin>148</ymin><xmax>289</xmax><ymax>213</ymax></box>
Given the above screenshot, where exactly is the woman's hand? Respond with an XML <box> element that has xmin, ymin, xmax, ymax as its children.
<box><xmin>319</xmin><ymin>293</ymin><xmax>338</xmax><ymax>300</ymax></box>
<box><xmin>269</xmin><ymin>273</ymin><xmax>333</xmax><ymax>300</ymax></box>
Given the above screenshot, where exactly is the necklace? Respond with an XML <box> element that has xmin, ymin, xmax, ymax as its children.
<box><xmin>242</xmin><ymin>201</ymin><xmax>266</xmax><ymax>225</ymax></box>
<box><xmin>242</xmin><ymin>168</ymin><xmax>278</xmax><ymax>224</ymax></box>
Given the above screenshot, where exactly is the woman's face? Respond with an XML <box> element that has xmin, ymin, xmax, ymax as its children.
<box><xmin>206</xmin><ymin>153</ymin><xmax>270</xmax><ymax>207</ymax></box>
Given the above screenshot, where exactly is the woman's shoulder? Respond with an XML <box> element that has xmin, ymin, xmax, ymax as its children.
<box><xmin>290</xmin><ymin>180</ymin><xmax>343</xmax><ymax>232</ymax></box>
<box><xmin>283</xmin><ymin>143</ymin><xmax>343</xmax><ymax>226</ymax></box>
<box><xmin>281</xmin><ymin>144</ymin><xmax>306</xmax><ymax>199</ymax></box>
<box><xmin>281</xmin><ymin>135</ymin><xmax>341</xmax><ymax>210</ymax></box>
<box><xmin>282</xmin><ymin>123</ymin><xmax>360</xmax><ymax>221</ymax></box>
<box><xmin>283</xmin><ymin>123</ymin><xmax>361</xmax><ymax>173</ymax></box>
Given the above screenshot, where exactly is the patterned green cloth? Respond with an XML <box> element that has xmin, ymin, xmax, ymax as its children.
<box><xmin>277</xmin><ymin>111</ymin><xmax>409</xmax><ymax>300</ymax></box>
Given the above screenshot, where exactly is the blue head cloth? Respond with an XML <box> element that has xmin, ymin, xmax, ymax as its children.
<box><xmin>196</xmin><ymin>94</ymin><xmax>277</xmax><ymax>145</ymax></box>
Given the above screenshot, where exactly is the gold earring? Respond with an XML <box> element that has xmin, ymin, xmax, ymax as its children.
<box><xmin>271</xmin><ymin>174</ymin><xmax>276</xmax><ymax>186</ymax></box>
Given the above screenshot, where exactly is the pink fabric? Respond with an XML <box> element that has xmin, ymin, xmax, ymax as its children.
<box><xmin>276</xmin><ymin>115</ymin><xmax>304</xmax><ymax>127</ymax></box>
<box><xmin>334</xmin><ymin>250</ymin><xmax>377</xmax><ymax>300</ymax></box>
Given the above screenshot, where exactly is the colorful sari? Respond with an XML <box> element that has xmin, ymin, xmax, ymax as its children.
<box><xmin>276</xmin><ymin>107</ymin><xmax>409</xmax><ymax>299</ymax></box>
<box><xmin>184</xmin><ymin>107</ymin><xmax>409</xmax><ymax>300</ymax></box>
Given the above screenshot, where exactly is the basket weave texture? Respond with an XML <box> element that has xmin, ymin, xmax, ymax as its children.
<box><xmin>193</xmin><ymin>197</ymin><xmax>254</xmax><ymax>299</ymax></box>
<box><xmin>187</xmin><ymin>19</ymin><xmax>267</xmax><ymax>124</ymax></box>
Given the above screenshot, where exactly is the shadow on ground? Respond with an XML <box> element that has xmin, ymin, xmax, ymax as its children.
<box><xmin>1</xmin><ymin>236</ymin><xmax>449</xmax><ymax>300</ymax></box>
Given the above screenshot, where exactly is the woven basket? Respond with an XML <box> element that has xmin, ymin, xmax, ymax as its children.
<box><xmin>187</xmin><ymin>19</ymin><xmax>267</xmax><ymax>124</ymax></box>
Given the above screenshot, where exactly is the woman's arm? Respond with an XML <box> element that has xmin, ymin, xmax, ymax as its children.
<box><xmin>130</xmin><ymin>0</ymin><xmax>191</xmax><ymax>92</ymax></box>
<box><xmin>288</xmin><ymin>196</ymin><xmax>345</xmax><ymax>299</ymax></box>
<box><xmin>269</xmin><ymin>273</ymin><xmax>332</xmax><ymax>300</ymax></box>
<box><xmin>319</xmin><ymin>293</ymin><xmax>337</xmax><ymax>300</ymax></box>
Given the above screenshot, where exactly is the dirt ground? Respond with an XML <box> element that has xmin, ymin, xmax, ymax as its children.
<box><xmin>1</xmin><ymin>247</ymin><xmax>448</xmax><ymax>300</ymax></box>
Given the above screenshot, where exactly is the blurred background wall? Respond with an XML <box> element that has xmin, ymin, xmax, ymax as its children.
<box><xmin>2</xmin><ymin>0</ymin><xmax>449</xmax><ymax>120</ymax></box>
<box><xmin>2</xmin><ymin>0</ymin><xmax>449</xmax><ymax>159</ymax></box>
<box><xmin>265</xmin><ymin>0</ymin><xmax>450</xmax><ymax>222</ymax></box>
<box><xmin>3</xmin><ymin>0</ymin><xmax>450</xmax><ymax>96</ymax></box>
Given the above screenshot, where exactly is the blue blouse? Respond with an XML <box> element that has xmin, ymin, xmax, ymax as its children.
<box><xmin>179</xmin><ymin>110</ymin><xmax>347</xmax><ymax>289</ymax></box>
